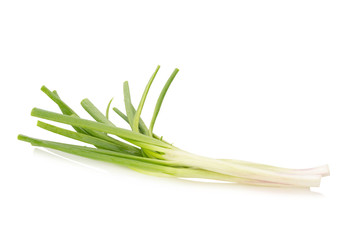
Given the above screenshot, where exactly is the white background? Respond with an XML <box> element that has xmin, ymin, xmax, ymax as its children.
<box><xmin>1</xmin><ymin>1</ymin><xmax>359</xmax><ymax>239</ymax></box>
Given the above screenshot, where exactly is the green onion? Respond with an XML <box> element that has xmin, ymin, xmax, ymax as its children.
<box><xmin>18</xmin><ymin>66</ymin><xmax>330</xmax><ymax>188</ymax></box>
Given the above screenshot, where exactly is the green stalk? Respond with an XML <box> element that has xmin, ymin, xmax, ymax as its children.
<box><xmin>20</xmin><ymin>134</ymin><xmax>174</xmax><ymax>166</ymax></box>
<box><xmin>18</xmin><ymin>134</ymin><xmax>172</xmax><ymax>174</ymax></box>
<box><xmin>81</xmin><ymin>98</ymin><xmax>115</xmax><ymax>126</ymax></box>
<box><xmin>123</xmin><ymin>81</ymin><xmax>135</xmax><ymax>130</ymax></box>
<box><xmin>106</xmin><ymin>98</ymin><xmax>114</xmax><ymax>119</ymax></box>
<box><xmin>113</xmin><ymin>107</ymin><xmax>129</xmax><ymax>123</ymax></box>
<box><xmin>41</xmin><ymin>86</ymin><xmax>88</xmax><ymax>134</ymax></box>
<box><xmin>113</xmin><ymin>107</ymin><xmax>167</xmax><ymax>144</ymax></box>
<box><xmin>113</xmin><ymin>107</ymin><xmax>150</xmax><ymax>135</ymax></box>
<box><xmin>31</xmin><ymin>108</ymin><xmax>171</xmax><ymax>148</ymax></box>
<box><xmin>42</xmin><ymin>86</ymin><xmax>125</xmax><ymax>149</ymax></box>
<box><xmin>149</xmin><ymin>68</ymin><xmax>179</xmax><ymax>136</ymax></box>
<box><xmin>37</xmin><ymin>121</ymin><xmax>135</xmax><ymax>153</ymax></box>
<box><xmin>41</xmin><ymin>86</ymin><xmax>76</xmax><ymax>116</ymax></box>
<box><xmin>133</xmin><ymin>65</ymin><xmax>160</xmax><ymax>133</ymax></box>
<box><xmin>79</xmin><ymin>100</ymin><xmax>145</xmax><ymax>153</ymax></box>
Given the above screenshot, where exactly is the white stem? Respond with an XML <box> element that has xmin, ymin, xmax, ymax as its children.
<box><xmin>165</xmin><ymin>150</ymin><xmax>322</xmax><ymax>187</ymax></box>
<box><xmin>220</xmin><ymin>159</ymin><xmax>330</xmax><ymax>177</ymax></box>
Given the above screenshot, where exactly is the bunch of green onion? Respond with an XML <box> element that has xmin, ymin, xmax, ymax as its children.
<box><xmin>18</xmin><ymin>66</ymin><xmax>330</xmax><ymax>188</ymax></box>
